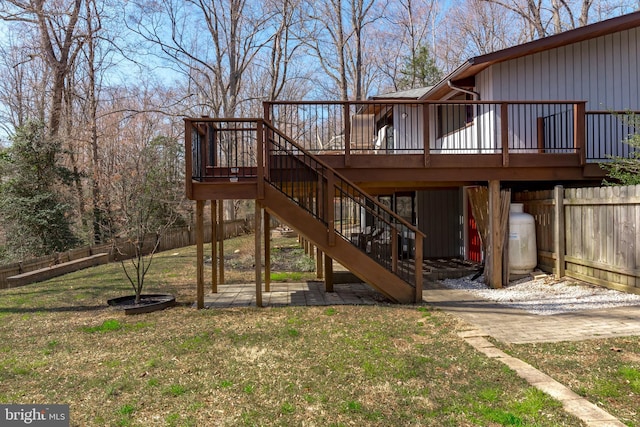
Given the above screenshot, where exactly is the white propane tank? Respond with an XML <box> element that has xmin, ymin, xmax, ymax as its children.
<box><xmin>508</xmin><ymin>203</ymin><xmax>537</xmax><ymax>274</ymax></box>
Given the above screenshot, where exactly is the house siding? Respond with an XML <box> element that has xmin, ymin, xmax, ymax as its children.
<box><xmin>481</xmin><ymin>27</ymin><xmax>640</xmax><ymax>110</ymax></box>
<box><xmin>417</xmin><ymin>189</ymin><xmax>464</xmax><ymax>259</ymax></box>
<box><xmin>393</xmin><ymin>104</ymin><xmax>424</xmax><ymax>153</ymax></box>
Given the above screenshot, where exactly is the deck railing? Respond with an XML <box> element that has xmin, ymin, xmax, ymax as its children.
<box><xmin>185</xmin><ymin>104</ymin><xmax>640</xmax><ymax>183</ymax></box>
<box><xmin>265</xmin><ymin>121</ymin><xmax>424</xmax><ymax>287</ymax></box>
<box><xmin>185</xmin><ymin>117</ymin><xmax>425</xmax><ymax>293</ymax></box>
<box><xmin>585</xmin><ymin>111</ymin><xmax>640</xmax><ymax>162</ymax></box>
<box><xmin>264</xmin><ymin>100</ymin><xmax>588</xmax><ymax>163</ymax></box>
<box><xmin>187</xmin><ymin>119</ymin><xmax>260</xmax><ymax>182</ymax></box>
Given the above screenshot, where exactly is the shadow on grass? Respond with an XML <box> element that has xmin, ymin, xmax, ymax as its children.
<box><xmin>0</xmin><ymin>304</ymin><xmax>108</xmax><ymax>314</ymax></box>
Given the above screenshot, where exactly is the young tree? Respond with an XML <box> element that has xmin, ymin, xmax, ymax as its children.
<box><xmin>397</xmin><ymin>44</ymin><xmax>442</xmax><ymax>89</ymax></box>
<box><xmin>368</xmin><ymin>0</ymin><xmax>438</xmax><ymax>93</ymax></box>
<box><xmin>0</xmin><ymin>121</ymin><xmax>80</xmax><ymax>260</ymax></box>
<box><xmin>110</xmin><ymin>133</ymin><xmax>187</xmax><ymax>304</ymax></box>
<box><xmin>602</xmin><ymin>115</ymin><xmax>640</xmax><ymax>185</ymax></box>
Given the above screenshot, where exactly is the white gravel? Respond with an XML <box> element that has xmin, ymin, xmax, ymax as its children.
<box><xmin>440</xmin><ymin>273</ymin><xmax>640</xmax><ymax>316</ymax></box>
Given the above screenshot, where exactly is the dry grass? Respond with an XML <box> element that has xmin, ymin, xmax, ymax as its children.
<box><xmin>498</xmin><ymin>339</ymin><xmax>640</xmax><ymax>426</ymax></box>
<box><xmin>0</xmin><ymin>235</ymin><xmax>583</xmax><ymax>426</ymax></box>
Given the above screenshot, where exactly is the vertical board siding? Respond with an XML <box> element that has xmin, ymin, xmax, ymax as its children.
<box><xmin>417</xmin><ymin>189</ymin><xmax>464</xmax><ymax>259</ymax></box>
<box><xmin>485</xmin><ymin>28</ymin><xmax>640</xmax><ymax>111</ymax></box>
<box><xmin>516</xmin><ymin>184</ymin><xmax>640</xmax><ymax>294</ymax></box>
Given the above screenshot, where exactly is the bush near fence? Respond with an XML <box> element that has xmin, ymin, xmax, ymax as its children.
<box><xmin>0</xmin><ymin>219</ymin><xmax>252</xmax><ymax>289</ymax></box>
<box><xmin>515</xmin><ymin>184</ymin><xmax>640</xmax><ymax>295</ymax></box>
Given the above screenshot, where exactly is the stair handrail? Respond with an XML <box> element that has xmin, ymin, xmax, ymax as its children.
<box><xmin>262</xmin><ymin>121</ymin><xmax>422</xmax><ymax>235</ymax></box>
<box><xmin>262</xmin><ymin>120</ymin><xmax>424</xmax><ymax>296</ymax></box>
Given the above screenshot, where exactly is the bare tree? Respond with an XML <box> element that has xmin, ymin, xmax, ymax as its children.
<box><xmin>263</xmin><ymin>0</ymin><xmax>304</xmax><ymax>102</ymax></box>
<box><xmin>371</xmin><ymin>0</ymin><xmax>439</xmax><ymax>92</ymax></box>
<box><xmin>0</xmin><ymin>28</ymin><xmax>48</xmax><ymax>133</ymax></box>
<box><xmin>437</xmin><ymin>0</ymin><xmax>527</xmax><ymax>71</ymax></box>
<box><xmin>301</xmin><ymin>0</ymin><xmax>383</xmax><ymax>100</ymax></box>
<box><xmin>127</xmin><ymin>0</ymin><xmax>273</xmax><ymax>117</ymax></box>
<box><xmin>0</xmin><ymin>0</ymin><xmax>85</xmax><ymax>137</ymax></box>
<box><xmin>481</xmin><ymin>0</ymin><xmax>637</xmax><ymax>39</ymax></box>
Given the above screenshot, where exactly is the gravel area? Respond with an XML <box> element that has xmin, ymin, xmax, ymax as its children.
<box><xmin>440</xmin><ymin>273</ymin><xmax>640</xmax><ymax>315</ymax></box>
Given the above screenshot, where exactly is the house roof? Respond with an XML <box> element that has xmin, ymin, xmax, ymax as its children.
<box><xmin>370</xmin><ymin>86</ymin><xmax>433</xmax><ymax>100</ymax></box>
<box><xmin>425</xmin><ymin>11</ymin><xmax>640</xmax><ymax>100</ymax></box>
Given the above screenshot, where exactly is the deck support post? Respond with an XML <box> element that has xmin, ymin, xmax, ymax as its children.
<box><xmin>574</xmin><ymin>102</ymin><xmax>586</xmax><ymax>166</ymax></box>
<box><xmin>211</xmin><ymin>200</ymin><xmax>218</xmax><ymax>293</ymax></box>
<box><xmin>196</xmin><ymin>200</ymin><xmax>205</xmax><ymax>309</ymax></box>
<box><xmin>316</xmin><ymin>247</ymin><xmax>324</xmax><ymax>279</ymax></box>
<box><xmin>255</xmin><ymin>202</ymin><xmax>263</xmax><ymax>307</ymax></box>
<box><xmin>324</xmin><ymin>253</ymin><xmax>334</xmax><ymax>292</ymax></box>
<box><xmin>500</xmin><ymin>103</ymin><xmax>509</xmax><ymax>167</ymax></box>
<box><xmin>264</xmin><ymin>210</ymin><xmax>271</xmax><ymax>292</ymax></box>
<box><xmin>414</xmin><ymin>235</ymin><xmax>423</xmax><ymax>303</ymax></box>
<box><xmin>488</xmin><ymin>180</ymin><xmax>503</xmax><ymax>289</ymax></box>
<box><xmin>343</xmin><ymin>102</ymin><xmax>351</xmax><ymax>167</ymax></box>
<box><xmin>218</xmin><ymin>200</ymin><xmax>225</xmax><ymax>284</ymax></box>
<box><xmin>423</xmin><ymin>103</ymin><xmax>430</xmax><ymax>167</ymax></box>
<box><xmin>554</xmin><ymin>185</ymin><xmax>566</xmax><ymax>278</ymax></box>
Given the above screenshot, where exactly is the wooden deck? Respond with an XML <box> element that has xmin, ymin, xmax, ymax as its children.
<box><xmin>184</xmin><ymin>104</ymin><xmax>628</xmax><ymax>301</ymax></box>
<box><xmin>189</xmin><ymin>151</ymin><xmax>604</xmax><ymax>200</ymax></box>
<box><xmin>184</xmin><ymin>101</ymin><xmax>631</xmax><ymax>199</ymax></box>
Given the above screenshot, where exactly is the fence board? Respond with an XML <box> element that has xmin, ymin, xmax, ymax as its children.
<box><xmin>516</xmin><ymin>184</ymin><xmax>640</xmax><ymax>294</ymax></box>
<box><xmin>0</xmin><ymin>219</ymin><xmax>253</xmax><ymax>289</ymax></box>
<box><xmin>636</xmin><ymin>185</ymin><xmax>640</xmax><ymax>288</ymax></box>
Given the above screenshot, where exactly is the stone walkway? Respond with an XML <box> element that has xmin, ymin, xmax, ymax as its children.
<box><xmin>423</xmin><ymin>281</ymin><xmax>640</xmax><ymax>426</ymax></box>
<box><xmin>202</xmin><ymin>281</ymin><xmax>384</xmax><ymax>308</ymax></box>
<box><xmin>201</xmin><ymin>280</ymin><xmax>640</xmax><ymax>426</ymax></box>
<box><xmin>422</xmin><ymin>281</ymin><xmax>640</xmax><ymax>344</ymax></box>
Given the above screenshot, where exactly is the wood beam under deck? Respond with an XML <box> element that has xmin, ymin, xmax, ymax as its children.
<box><xmin>346</xmin><ymin>167</ymin><xmax>588</xmax><ymax>188</ymax></box>
<box><xmin>187</xmin><ymin>152</ymin><xmax>606</xmax><ymax>202</ymax></box>
<box><xmin>321</xmin><ymin>154</ymin><xmax>604</xmax><ymax>183</ymax></box>
<box><xmin>191</xmin><ymin>182</ymin><xmax>258</xmax><ymax>200</ymax></box>
<box><xmin>189</xmin><ymin>163</ymin><xmax>604</xmax><ymax>201</ymax></box>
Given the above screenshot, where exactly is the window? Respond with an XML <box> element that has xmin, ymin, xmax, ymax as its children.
<box><xmin>437</xmin><ymin>94</ymin><xmax>474</xmax><ymax>138</ymax></box>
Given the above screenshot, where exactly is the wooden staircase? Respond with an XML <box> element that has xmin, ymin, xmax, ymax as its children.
<box><xmin>186</xmin><ymin>118</ymin><xmax>425</xmax><ymax>304</ymax></box>
<box><xmin>261</xmin><ymin>185</ymin><xmax>420</xmax><ymax>302</ymax></box>
<box><xmin>260</xmin><ymin>122</ymin><xmax>424</xmax><ymax>303</ymax></box>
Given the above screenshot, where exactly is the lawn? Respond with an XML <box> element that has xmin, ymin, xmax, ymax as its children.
<box><xmin>497</xmin><ymin>339</ymin><xmax>640</xmax><ymax>427</ymax></box>
<box><xmin>0</xmin><ymin>234</ymin><xmax>586</xmax><ymax>426</ymax></box>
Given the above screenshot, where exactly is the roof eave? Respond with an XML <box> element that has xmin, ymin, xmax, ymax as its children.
<box><xmin>424</xmin><ymin>11</ymin><xmax>640</xmax><ymax>100</ymax></box>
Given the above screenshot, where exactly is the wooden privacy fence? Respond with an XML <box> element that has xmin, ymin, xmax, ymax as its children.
<box><xmin>0</xmin><ymin>219</ymin><xmax>252</xmax><ymax>289</ymax></box>
<box><xmin>515</xmin><ymin>184</ymin><xmax>640</xmax><ymax>294</ymax></box>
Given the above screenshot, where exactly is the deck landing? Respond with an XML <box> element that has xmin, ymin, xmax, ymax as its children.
<box><xmin>199</xmin><ymin>282</ymin><xmax>387</xmax><ymax>308</ymax></box>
